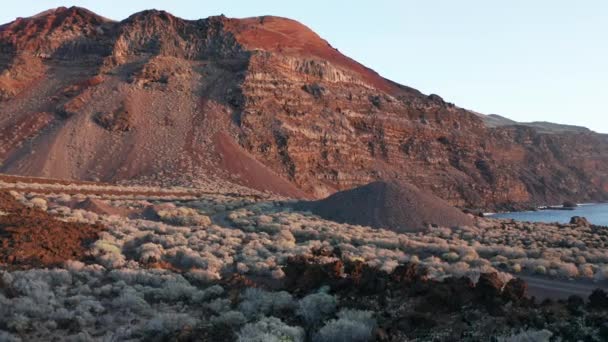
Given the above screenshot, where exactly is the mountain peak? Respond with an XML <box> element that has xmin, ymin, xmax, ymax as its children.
<box><xmin>124</xmin><ymin>9</ymin><xmax>179</xmax><ymax>23</ymax></box>
<box><xmin>0</xmin><ymin>6</ymin><xmax>112</xmax><ymax>56</ymax></box>
<box><xmin>223</xmin><ymin>15</ymin><xmax>399</xmax><ymax>93</ymax></box>
<box><xmin>24</xmin><ymin>6</ymin><xmax>112</xmax><ymax>24</ymax></box>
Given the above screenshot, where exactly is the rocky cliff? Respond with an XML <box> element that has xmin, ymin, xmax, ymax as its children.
<box><xmin>1</xmin><ymin>7</ymin><xmax>607</xmax><ymax>209</ymax></box>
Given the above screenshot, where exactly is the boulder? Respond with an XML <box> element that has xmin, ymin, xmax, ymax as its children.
<box><xmin>476</xmin><ymin>273</ymin><xmax>504</xmax><ymax>300</ymax></box>
<box><xmin>570</xmin><ymin>216</ymin><xmax>591</xmax><ymax>226</ymax></box>
<box><xmin>422</xmin><ymin>276</ymin><xmax>475</xmax><ymax>312</ymax></box>
<box><xmin>588</xmin><ymin>289</ymin><xmax>608</xmax><ymax>310</ymax></box>
<box><xmin>502</xmin><ymin>278</ymin><xmax>528</xmax><ymax>302</ymax></box>
<box><xmin>391</xmin><ymin>263</ymin><xmax>427</xmax><ymax>285</ymax></box>
<box><xmin>282</xmin><ymin>255</ymin><xmax>343</xmax><ymax>293</ymax></box>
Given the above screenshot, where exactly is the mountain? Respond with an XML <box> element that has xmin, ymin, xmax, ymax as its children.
<box><xmin>479</xmin><ymin>114</ymin><xmax>592</xmax><ymax>134</ymax></box>
<box><xmin>1</xmin><ymin>6</ymin><xmax>608</xmax><ymax>209</ymax></box>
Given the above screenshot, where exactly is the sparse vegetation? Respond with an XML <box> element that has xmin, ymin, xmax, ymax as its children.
<box><xmin>1</xmin><ymin>183</ymin><xmax>607</xmax><ymax>341</ymax></box>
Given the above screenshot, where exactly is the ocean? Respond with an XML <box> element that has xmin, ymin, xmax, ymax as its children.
<box><xmin>489</xmin><ymin>203</ymin><xmax>608</xmax><ymax>226</ymax></box>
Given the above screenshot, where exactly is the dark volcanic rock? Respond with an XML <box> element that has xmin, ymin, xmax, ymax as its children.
<box><xmin>567</xmin><ymin>295</ymin><xmax>585</xmax><ymax>313</ymax></box>
<box><xmin>299</xmin><ymin>180</ymin><xmax>475</xmax><ymax>232</ymax></box>
<box><xmin>391</xmin><ymin>263</ymin><xmax>428</xmax><ymax>284</ymax></box>
<box><xmin>502</xmin><ymin>278</ymin><xmax>528</xmax><ymax>302</ymax></box>
<box><xmin>94</xmin><ymin>107</ymin><xmax>133</xmax><ymax>132</ymax></box>
<box><xmin>476</xmin><ymin>272</ymin><xmax>504</xmax><ymax>300</ymax></box>
<box><xmin>282</xmin><ymin>255</ymin><xmax>343</xmax><ymax>294</ymax></box>
<box><xmin>422</xmin><ymin>276</ymin><xmax>476</xmax><ymax>312</ymax></box>
<box><xmin>570</xmin><ymin>216</ymin><xmax>591</xmax><ymax>226</ymax></box>
<box><xmin>588</xmin><ymin>289</ymin><xmax>608</xmax><ymax>310</ymax></box>
<box><xmin>219</xmin><ymin>254</ymin><xmax>606</xmax><ymax>340</ymax></box>
<box><xmin>0</xmin><ymin>191</ymin><xmax>103</xmax><ymax>269</ymax></box>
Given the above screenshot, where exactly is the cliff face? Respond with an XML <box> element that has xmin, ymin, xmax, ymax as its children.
<box><xmin>1</xmin><ymin>7</ymin><xmax>607</xmax><ymax>209</ymax></box>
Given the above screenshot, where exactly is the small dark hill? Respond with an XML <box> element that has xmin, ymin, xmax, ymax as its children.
<box><xmin>298</xmin><ymin>180</ymin><xmax>475</xmax><ymax>232</ymax></box>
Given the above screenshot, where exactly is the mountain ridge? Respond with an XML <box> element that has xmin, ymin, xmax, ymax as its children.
<box><xmin>1</xmin><ymin>7</ymin><xmax>607</xmax><ymax>210</ymax></box>
<box><xmin>478</xmin><ymin>113</ymin><xmax>594</xmax><ymax>134</ymax></box>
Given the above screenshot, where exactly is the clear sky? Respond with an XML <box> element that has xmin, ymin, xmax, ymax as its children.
<box><xmin>2</xmin><ymin>1</ymin><xmax>607</xmax><ymax>132</ymax></box>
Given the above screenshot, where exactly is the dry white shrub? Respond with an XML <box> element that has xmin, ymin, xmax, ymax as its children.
<box><xmin>237</xmin><ymin>317</ymin><xmax>304</xmax><ymax>342</ymax></box>
<box><xmin>2</xmin><ymin>185</ymin><xmax>608</xmax><ymax>340</ymax></box>
<box><xmin>315</xmin><ymin>309</ymin><xmax>376</xmax><ymax>342</ymax></box>
<box><xmin>29</xmin><ymin>197</ymin><xmax>48</xmax><ymax>211</ymax></box>
<box><xmin>297</xmin><ymin>290</ymin><xmax>337</xmax><ymax>326</ymax></box>
<box><xmin>497</xmin><ymin>329</ymin><xmax>552</xmax><ymax>342</ymax></box>
<box><xmin>238</xmin><ymin>288</ymin><xmax>295</xmax><ymax>319</ymax></box>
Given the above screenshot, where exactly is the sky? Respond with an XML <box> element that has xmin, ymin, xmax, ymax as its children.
<box><xmin>2</xmin><ymin>1</ymin><xmax>607</xmax><ymax>132</ymax></box>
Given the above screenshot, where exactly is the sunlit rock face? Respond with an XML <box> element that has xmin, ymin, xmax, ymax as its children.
<box><xmin>1</xmin><ymin>7</ymin><xmax>608</xmax><ymax>209</ymax></box>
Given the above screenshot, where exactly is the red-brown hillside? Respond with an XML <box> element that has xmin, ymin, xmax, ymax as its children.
<box><xmin>225</xmin><ymin>16</ymin><xmax>402</xmax><ymax>94</ymax></box>
<box><xmin>0</xmin><ymin>7</ymin><xmax>111</xmax><ymax>55</ymax></box>
<box><xmin>1</xmin><ymin>7</ymin><xmax>607</xmax><ymax>209</ymax></box>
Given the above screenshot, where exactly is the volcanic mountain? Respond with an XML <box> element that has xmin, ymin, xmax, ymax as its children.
<box><xmin>1</xmin><ymin>6</ymin><xmax>608</xmax><ymax>209</ymax></box>
<box><xmin>298</xmin><ymin>180</ymin><xmax>475</xmax><ymax>232</ymax></box>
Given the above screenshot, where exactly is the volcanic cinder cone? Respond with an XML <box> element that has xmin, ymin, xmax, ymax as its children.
<box><xmin>302</xmin><ymin>180</ymin><xmax>475</xmax><ymax>232</ymax></box>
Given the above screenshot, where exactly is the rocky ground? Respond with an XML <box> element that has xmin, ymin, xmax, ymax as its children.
<box><xmin>0</xmin><ymin>191</ymin><xmax>101</xmax><ymax>268</ymax></box>
<box><xmin>1</xmin><ymin>177</ymin><xmax>607</xmax><ymax>341</ymax></box>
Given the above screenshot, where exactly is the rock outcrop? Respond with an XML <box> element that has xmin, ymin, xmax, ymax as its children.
<box><xmin>0</xmin><ymin>191</ymin><xmax>103</xmax><ymax>268</ymax></box>
<box><xmin>1</xmin><ymin>7</ymin><xmax>608</xmax><ymax>209</ymax></box>
<box><xmin>570</xmin><ymin>216</ymin><xmax>591</xmax><ymax>226</ymax></box>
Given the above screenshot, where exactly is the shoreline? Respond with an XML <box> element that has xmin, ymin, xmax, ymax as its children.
<box><xmin>484</xmin><ymin>201</ymin><xmax>606</xmax><ymax>216</ymax></box>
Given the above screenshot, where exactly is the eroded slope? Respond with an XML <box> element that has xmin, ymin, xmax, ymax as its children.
<box><xmin>1</xmin><ymin>7</ymin><xmax>607</xmax><ymax>208</ymax></box>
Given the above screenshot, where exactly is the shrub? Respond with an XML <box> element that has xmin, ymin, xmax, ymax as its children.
<box><xmin>157</xmin><ymin>207</ymin><xmax>211</xmax><ymax>226</ymax></box>
<box><xmin>193</xmin><ymin>285</ymin><xmax>224</xmax><ymax>303</ymax></box>
<box><xmin>497</xmin><ymin>329</ymin><xmax>553</xmax><ymax>342</ymax></box>
<box><xmin>111</xmin><ymin>289</ymin><xmax>150</xmax><ymax>313</ymax></box>
<box><xmin>6</xmin><ymin>314</ymin><xmax>29</xmax><ymax>333</ymax></box>
<box><xmin>188</xmin><ymin>269</ymin><xmax>221</xmax><ymax>283</ymax></box>
<box><xmin>594</xmin><ymin>265</ymin><xmax>608</xmax><ymax>282</ymax></box>
<box><xmin>237</xmin><ymin>317</ymin><xmax>304</xmax><ymax>342</ymax></box>
<box><xmin>442</xmin><ymin>252</ymin><xmax>460</xmax><ymax>262</ymax></box>
<box><xmin>137</xmin><ymin>243</ymin><xmax>164</xmax><ymax>263</ymax></box>
<box><xmin>578</xmin><ymin>264</ymin><xmax>594</xmax><ymax>278</ymax></box>
<box><xmin>143</xmin><ymin>313</ymin><xmax>198</xmax><ymax>339</ymax></box>
<box><xmin>534</xmin><ymin>265</ymin><xmax>547</xmax><ymax>275</ymax></box>
<box><xmin>447</xmin><ymin>262</ymin><xmax>471</xmax><ymax>278</ymax></box>
<box><xmin>90</xmin><ymin>240</ymin><xmax>126</xmax><ymax>269</ymax></box>
<box><xmin>29</xmin><ymin>197</ymin><xmax>48</xmax><ymax>211</ymax></box>
<box><xmin>238</xmin><ymin>288</ymin><xmax>295</xmax><ymax>319</ymax></box>
<box><xmin>210</xmin><ymin>311</ymin><xmax>247</xmax><ymax>328</ymax></box>
<box><xmin>237</xmin><ymin>263</ymin><xmax>250</xmax><ymax>274</ymax></box>
<box><xmin>336</xmin><ymin>309</ymin><xmax>376</xmax><ymax>330</ymax></box>
<box><xmin>557</xmin><ymin>262</ymin><xmax>579</xmax><ymax>278</ymax></box>
<box><xmin>296</xmin><ymin>290</ymin><xmax>337</xmax><ymax>326</ymax></box>
<box><xmin>206</xmin><ymin>298</ymin><xmax>232</xmax><ymax>315</ymax></box>
<box><xmin>0</xmin><ymin>331</ymin><xmax>21</xmax><ymax>342</ymax></box>
<box><xmin>271</xmin><ymin>269</ymin><xmax>285</xmax><ymax>279</ymax></box>
<box><xmin>315</xmin><ymin>309</ymin><xmax>376</xmax><ymax>342</ymax></box>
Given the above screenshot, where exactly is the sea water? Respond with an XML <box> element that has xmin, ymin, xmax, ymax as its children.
<box><xmin>490</xmin><ymin>203</ymin><xmax>608</xmax><ymax>226</ymax></box>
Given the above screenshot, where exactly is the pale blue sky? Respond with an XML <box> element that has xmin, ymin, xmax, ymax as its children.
<box><xmin>2</xmin><ymin>1</ymin><xmax>607</xmax><ymax>132</ymax></box>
